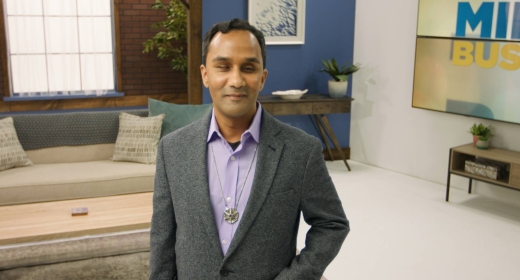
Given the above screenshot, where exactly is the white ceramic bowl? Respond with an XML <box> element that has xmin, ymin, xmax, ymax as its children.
<box><xmin>272</xmin><ymin>89</ymin><xmax>308</xmax><ymax>100</ymax></box>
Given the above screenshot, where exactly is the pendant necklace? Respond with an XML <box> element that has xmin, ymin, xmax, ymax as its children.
<box><xmin>210</xmin><ymin>143</ymin><xmax>258</xmax><ymax>224</ymax></box>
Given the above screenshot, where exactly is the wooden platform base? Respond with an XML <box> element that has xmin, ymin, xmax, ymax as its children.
<box><xmin>0</xmin><ymin>193</ymin><xmax>152</xmax><ymax>246</ymax></box>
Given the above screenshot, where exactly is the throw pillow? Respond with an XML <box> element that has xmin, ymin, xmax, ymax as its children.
<box><xmin>148</xmin><ymin>98</ymin><xmax>213</xmax><ymax>138</ymax></box>
<box><xmin>0</xmin><ymin>117</ymin><xmax>33</xmax><ymax>171</ymax></box>
<box><xmin>112</xmin><ymin>113</ymin><xmax>165</xmax><ymax>164</ymax></box>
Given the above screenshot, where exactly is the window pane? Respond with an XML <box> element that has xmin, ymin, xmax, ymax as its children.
<box><xmin>6</xmin><ymin>0</ymin><xmax>43</xmax><ymax>16</ymax></box>
<box><xmin>11</xmin><ymin>55</ymin><xmax>48</xmax><ymax>93</ymax></box>
<box><xmin>47</xmin><ymin>55</ymin><xmax>81</xmax><ymax>92</ymax></box>
<box><xmin>77</xmin><ymin>0</ymin><xmax>111</xmax><ymax>16</ymax></box>
<box><xmin>45</xmin><ymin>17</ymin><xmax>79</xmax><ymax>53</ymax></box>
<box><xmin>8</xmin><ymin>17</ymin><xmax>46</xmax><ymax>54</ymax></box>
<box><xmin>78</xmin><ymin>17</ymin><xmax>113</xmax><ymax>53</ymax></box>
<box><xmin>80</xmin><ymin>54</ymin><xmax>114</xmax><ymax>91</ymax></box>
<box><xmin>43</xmin><ymin>0</ymin><xmax>77</xmax><ymax>16</ymax></box>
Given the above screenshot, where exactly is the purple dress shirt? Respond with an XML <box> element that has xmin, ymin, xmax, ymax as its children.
<box><xmin>206</xmin><ymin>104</ymin><xmax>262</xmax><ymax>256</ymax></box>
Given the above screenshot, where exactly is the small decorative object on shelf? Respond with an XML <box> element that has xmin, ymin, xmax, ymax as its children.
<box><xmin>272</xmin><ymin>89</ymin><xmax>308</xmax><ymax>100</ymax></box>
<box><xmin>464</xmin><ymin>160</ymin><xmax>499</xmax><ymax>179</ymax></box>
<box><xmin>71</xmin><ymin>207</ymin><xmax>89</xmax><ymax>216</ymax></box>
<box><xmin>476</xmin><ymin>136</ymin><xmax>490</xmax><ymax>149</ymax></box>
<box><xmin>319</xmin><ymin>59</ymin><xmax>360</xmax><ymax>98</ymax></box>
<box><xmin>468</xmin><ymin>123</ymin><xmax>493</xmax><ymax>146</ymax></box>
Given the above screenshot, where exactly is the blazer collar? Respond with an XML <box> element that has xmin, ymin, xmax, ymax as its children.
<box><xmin>191</xmin><ymin>112</ymin><xmax>224</xmax><ymax>256</ymax></box>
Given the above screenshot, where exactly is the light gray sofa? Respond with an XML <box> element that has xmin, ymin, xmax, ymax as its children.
<box><xmin>0</xmin><ymin>109</ymin><xmax>155</xmax><ymax>206</ymax></box>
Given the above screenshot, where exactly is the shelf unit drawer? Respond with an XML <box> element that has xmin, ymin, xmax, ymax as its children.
<box><xmin>511</xmin><ymin>164</ymin><xmax>520</xmax><ymax>188</ymax></box>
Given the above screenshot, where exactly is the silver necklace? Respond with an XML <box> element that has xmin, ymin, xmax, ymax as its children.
<box><xmin>210</xmin><ymin>143</ymin><xmax>258</xmax><ymax>224</ymax></box>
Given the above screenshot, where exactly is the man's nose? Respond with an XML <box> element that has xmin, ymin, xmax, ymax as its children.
<box><xmin>228</xmin><ymin>68</ymin><xmax>245</xmax><ymax>88</ymax></box>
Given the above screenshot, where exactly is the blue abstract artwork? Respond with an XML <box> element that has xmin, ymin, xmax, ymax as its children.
<box><xmin>252</xmin><ymin>0</ymin><xmax>298</xmax><ymax>36</ymax></box>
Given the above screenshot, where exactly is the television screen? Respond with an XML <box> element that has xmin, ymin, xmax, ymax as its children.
<box><xmin>413</xmin><ymin>0</ymin><xmax>520</xmax><ymax>124</ymax></box>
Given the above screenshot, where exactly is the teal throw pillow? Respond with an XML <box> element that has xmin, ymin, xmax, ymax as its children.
<box><xmin>148</xmin><ymin>98</ymin><xmax>213</xmax><ymax>138</ymax></box>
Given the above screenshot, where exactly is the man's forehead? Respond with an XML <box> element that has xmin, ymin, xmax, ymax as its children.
<box><xmin>209</xmin><ymin>30</ymin><xmax>259</xmax><ymax>49</ymax></box>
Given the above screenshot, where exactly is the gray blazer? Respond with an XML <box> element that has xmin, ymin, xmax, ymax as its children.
<box><xmin>149</xmin><ymin>110</ymin><xmax>349</xmax><ymax>280</ymax></box>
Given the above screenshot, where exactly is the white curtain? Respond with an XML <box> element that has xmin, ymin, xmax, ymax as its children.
<box><xmin>4</xmin><ymin>0</ymin><xmax>115</xmax><ymax>98</ymax></box>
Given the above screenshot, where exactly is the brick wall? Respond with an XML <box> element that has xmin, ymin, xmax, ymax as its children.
<box><xmin>0</xmin><ymin>0</ymin><xmax>187</xmax><ymax>99</ymax></box>
<box><xmin>119</xmin><ymin>0</ymin><xmax>187</xmax><ymax>96</ymax></box>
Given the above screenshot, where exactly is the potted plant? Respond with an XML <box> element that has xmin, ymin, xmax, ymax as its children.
<box><xmin>476</xmin><ymin>135</ymin><xmax>490</xmax><ymax>149</ymax></box>
<box><xmin>142</xmin><ymin>0</ymin><xmax>188</xmax><ymax>77</ymax></box>
<box><xmin>319</xmin><ymin>59</ymin><xmax>360</xmax><ymax>98</ymax></box>
<box><xmin>469</xmin><ymin>123</ymin><xmax>493</xmax><ymax>146</ymax></box>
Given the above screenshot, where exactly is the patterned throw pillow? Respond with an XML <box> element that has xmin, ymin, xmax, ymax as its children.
<box><xmin>112</xmin><ymin>113</ymin><xmax>165</xmax><ymax>164</ymax></box>
<box><xmin>0</xmin><ymin>117</ymin><xmax>33</xmax><ymax>171</ymax></box>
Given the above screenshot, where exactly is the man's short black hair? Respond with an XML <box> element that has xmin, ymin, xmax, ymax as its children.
<box><xmin>202</xmin><ymin>18</ymin><xmax>267</xmax><ymax>69</ymax></box>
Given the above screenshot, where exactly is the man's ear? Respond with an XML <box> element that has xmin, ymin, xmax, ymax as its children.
<box><xmin>260</xmin><ymin>69</ymin><xmax>268</xmax><ymax>89</ymax></box>
<box><xmin>200</xmin><ymin>64</ymin><xmax>209</xmax><ymax>88</ymax></box>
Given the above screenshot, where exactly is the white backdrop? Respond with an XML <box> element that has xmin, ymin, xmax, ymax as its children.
<box><xmin>350</xmin><ymin>0</ymin><xmax>520</xmax><ymax>205</ymax></box>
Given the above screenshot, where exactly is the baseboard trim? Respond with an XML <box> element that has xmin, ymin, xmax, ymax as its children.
<box><xmin>322</xmin><ymin>147</ymin><xmax>350</xmax><ymax>161</ymax></box>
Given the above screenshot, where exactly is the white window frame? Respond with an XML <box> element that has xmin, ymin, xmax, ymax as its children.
<box><xmin>2</xmin><ymin>0</ymin><xmax>120</xmax><ymax>100</ymax></box>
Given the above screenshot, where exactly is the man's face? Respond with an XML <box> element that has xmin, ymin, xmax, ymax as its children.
<box><xmin>201</xmin><ymin>30</ymin><xmax>268</xmax><ymax>122</ymax></box>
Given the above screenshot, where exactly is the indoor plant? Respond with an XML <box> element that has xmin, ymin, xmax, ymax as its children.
<box><xmin>476</xmin><ymin>135</ymin><xmax>491</xmax><ymax>149</ymax></box>
<box><xmin>142</xmin><ymin>0</ymin><xmax>188</xmax><ymax>77</ymax></box>
<box><xmin>319</xmin><ymin>59</ymin><xmax>360</xmax><ymax>98</ymax></box>
<box><xmin>469</xmin><ymin>123</ymin><xmax>493</xmax><ymax>146</ymax></box>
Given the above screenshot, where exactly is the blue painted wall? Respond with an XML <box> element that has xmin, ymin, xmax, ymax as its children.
<box><xmin>202</xmin><ymin>0</ymin><xmax>356</xmax><ymax>148</ymax></box>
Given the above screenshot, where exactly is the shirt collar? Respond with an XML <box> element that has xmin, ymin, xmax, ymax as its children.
<box><xmin>207</xmin><ymin>102</ymin><xmax>262</xmax><ymax>144</ymax></box>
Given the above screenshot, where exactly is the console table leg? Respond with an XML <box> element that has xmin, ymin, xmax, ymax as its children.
<box><xmin>468</xmin><ymin>179</ymin><xmax>472</xmax><ymax>194</ymax></box>
<box><xmin>311</xmin><ymin>115</ymin><xmax>334</xmax><ymax>161</ymax></box>
<box><xmin>446</xmin><ymin>173</ymin><xmax>451</xmax><ymax>202</ymax></box>
<box><xmin>317</xmin><ymin>114</ymin><xmax>351</xmax><ymax>171</ymax></box>
<box><xmin>446</xmin><ymin>148</ymin><xmax>452</xmax><ymax>202</ymax></box>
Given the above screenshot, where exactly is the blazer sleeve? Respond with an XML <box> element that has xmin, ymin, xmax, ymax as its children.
<box><xmin>275</xmin><ymin>139</ymin><xmax>350</xmax><ymax>280</ymax></box>
<box><xmin>149</xmin><ymin>140</ymin><xmax>178</xmax><ymax>280</ymax></box>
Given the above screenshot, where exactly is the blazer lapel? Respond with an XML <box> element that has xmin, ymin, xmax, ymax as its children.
<box><xmin>188</xmin><ymin>113</ymin><xmax>223</xmax><ymax>256</ymax></box>
<box><xmin>224</xmin><ymin>111</ymin><xmax>284</xmax><ymax>259</ymax></box>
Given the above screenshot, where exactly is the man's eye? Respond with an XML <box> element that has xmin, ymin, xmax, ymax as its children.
<box><xmin>217</xmin><ymin>65</ymin><xmax>229</xmax><ymax>70</ymax></box>
<box><xmin>244</xmin><ymin>66</ymin><xmax>255</xmax><ymax>72</ymax></box>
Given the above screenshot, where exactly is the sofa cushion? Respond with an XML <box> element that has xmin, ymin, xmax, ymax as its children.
<box><xmin>0</xmin><ymin>117</ymin><xmax>33</xmax><ymax>171</ymax></box>
<box><xmin>112</xmin><ymin>113</ymin><xmax>164</xmax><ymax>164</ymax></box>
<box><xmin>26</xmin><ymin>144</ymin><xmax>115</xmax><ymax>164</ymax></box>
<box><xmin>148</xmin><ymin>98</ymin><xmax>213</xmax><ymax>138</ymax></box>
<box><xmin>0</xmin><ymin>161</ymin><xmax>155</xmax><ymax>206</ymax></box>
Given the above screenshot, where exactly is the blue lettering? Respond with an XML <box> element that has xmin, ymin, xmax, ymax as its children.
<box><xmin>456</xmin><ymin>2</ymin><xmax>494</xmax><ymax>38</ymax></box>
<box><xmin>496</xmin><ymin>2</ymin><xmax>509</xmax><ymax>39</ymax></box>
<box><xmin>513</xmin><ymin>2</ymin><xmax>520</xmax><ymax>39</ymax></box>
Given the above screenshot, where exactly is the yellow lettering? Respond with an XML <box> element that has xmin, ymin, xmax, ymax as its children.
<box><xmin>475</xmin><ymin>42</ymin><xmax>499</xmax><ymax>68</ymax></box>
<box><xmin>499</xmin><ymin>43</ymin><xmax>520</xmax><ymax>71</ymax></box>
<box><xmin>452</xmin><ymin>41</ymin><xmax>474</xmax><ymax>66</ymax></box>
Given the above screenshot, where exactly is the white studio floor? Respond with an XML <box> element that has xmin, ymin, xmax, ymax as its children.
<box><xmin>297</xmin><ymin>160</ymin><xmax>520</xmax><ymax>280</ymax></box>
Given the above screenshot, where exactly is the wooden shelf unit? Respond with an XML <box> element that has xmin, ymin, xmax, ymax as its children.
<box><xmin>446</xmin><ymin>144</ymin><xmax>520</xmax><ymax>201</ymax></box>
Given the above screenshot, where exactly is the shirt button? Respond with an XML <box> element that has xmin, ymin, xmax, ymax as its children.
<box><xmin>226</xmin><ymin>197</ymin><xmax>232</xmax><ymax>203</ymax></box>
<box><xmin>230</xmin><ymin>156</ymin><xmax>236</xmax><ymax>161</ymax></box>
<box><xmin>222</xmin><ymin>240</ymin><xmax>228</xmax><ymax>245</ymax></box>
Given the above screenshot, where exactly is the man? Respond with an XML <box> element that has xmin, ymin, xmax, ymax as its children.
<box><xmin>150</xmin><ymin>18</ymin><xmax>349</xmax><ymax>279</ymax></box>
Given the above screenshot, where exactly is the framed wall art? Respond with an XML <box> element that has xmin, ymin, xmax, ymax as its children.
<box><xmin>248</xmin><ymin>0</ymin><xmax>306</xmax><ymax>45</ymax></box>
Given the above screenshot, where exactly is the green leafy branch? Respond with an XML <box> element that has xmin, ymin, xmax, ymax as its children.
<box><xmin>142</xmin><ymin>0</ymin><xmax>188</xmax><ymax>77</ymax></box>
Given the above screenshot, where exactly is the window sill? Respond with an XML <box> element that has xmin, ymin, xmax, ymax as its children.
<box><xmin>3</xmin><ymin>92</ymin><xmax>124</xmax><ymax>102</ymax></box>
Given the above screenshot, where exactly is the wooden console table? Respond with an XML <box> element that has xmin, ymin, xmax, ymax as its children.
<box><xmin>258</xmin><ymin>94</ymin><xmax>353</xmax><ymax>171</ymax></box>
<box><xmin>446</xmin><ymin>144</ymin><xmax>520</xmax><ymax>201</ymax></box>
